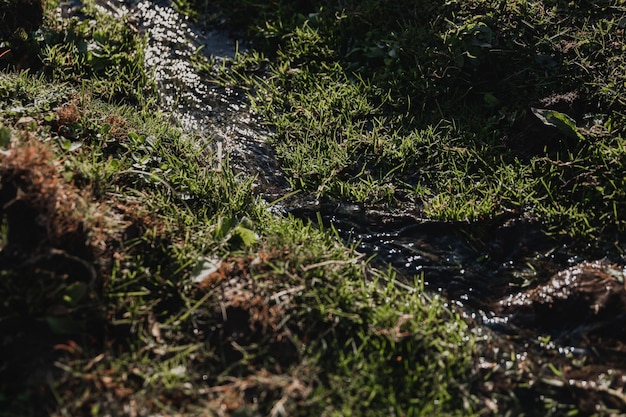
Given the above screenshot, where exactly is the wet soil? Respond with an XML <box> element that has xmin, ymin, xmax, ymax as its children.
<box><xmin>480</xmin><ymin>261</ymin><xmax>626</xmax><ymax>414</ymax></box>
<box><xmin>283</xmin><ymin>195</ymin><xmax>626</xmax><ymax>411</ymax></box>
<box><xmin>497</xmin><ymin>261</ymin><xmax>626</xmax><ymax>337</ymax></box>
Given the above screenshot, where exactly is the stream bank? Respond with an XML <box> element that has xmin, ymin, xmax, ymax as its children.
<box><xmin>122</xmin><ymin>0</ymin><xmax>626</xmax><ymax>413</ymax></box>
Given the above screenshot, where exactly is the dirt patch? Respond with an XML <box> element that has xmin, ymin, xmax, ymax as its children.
<box><xmin>497</xmin><ymin>261</ymin><xmax>626</xmax><ymax>342</ymax></box>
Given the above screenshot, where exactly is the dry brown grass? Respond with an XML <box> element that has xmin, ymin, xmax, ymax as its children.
<box><xmin>0</xmin><ymin>138</ymin><xmax>90</xmax><ymax>253</ymax></box>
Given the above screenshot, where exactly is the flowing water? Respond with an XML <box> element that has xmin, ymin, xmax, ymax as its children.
<box><xmin>86</xmin><ymin>0</ymin><xmax>626</xmax><ymax>412</ymax></box>
<box><xmin>90</xmin><ymin>0</ymin><xmax>288</xmax><ymax>191</ymax></box>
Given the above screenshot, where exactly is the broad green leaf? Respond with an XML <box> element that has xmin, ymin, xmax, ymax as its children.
<box><xmin>230</xmin><ymin>226</ymin><xmax>258</xmax><ymax>247</ymax></box>
<box><xmin>531</xmin><ymin>107</ymin><xmax>585</xmax><ymax>140</ymax></box>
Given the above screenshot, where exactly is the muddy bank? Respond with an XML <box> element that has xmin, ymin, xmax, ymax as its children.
<box><xmin>475</xmin><ymin>261</ymin><xmax>626</xmax><ymax>415</ymax></box>
<box><xmin>497</xmin><ymin>261</ymin><xmax>626</xmax><ymax>341</ymax></box>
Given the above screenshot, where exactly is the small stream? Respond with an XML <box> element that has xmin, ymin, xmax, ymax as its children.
<box><xmin>90</xmin><ymin>0</ymin><xmax>626</xmax><ymax>412</ymax></box>
<box><xmin>91</xmin><ymin>0</ymin><xmax>287</xmax><ymax>190</ymax></box>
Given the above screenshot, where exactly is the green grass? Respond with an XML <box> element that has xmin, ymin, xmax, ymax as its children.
<box><xmin>4</xmin><ymin>0</ymin><xmax>626</xmax><ymax>414</ymax></box>
<box><xmin>209</xmin><ymin>0</ymin><xmax>626</xmax><ymax>238</ymax></box>
<box><xmin>0</xmin><ymin>81</ymin><xmax>477</xmax><ymax>413</ymax></box>
<box><xmin>0</xmin><ymin>1</ymin><xmax>479</xmax><ymax>415</ymax></box>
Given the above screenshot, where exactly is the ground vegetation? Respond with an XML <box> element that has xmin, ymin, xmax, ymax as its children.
<box><xmin>2</xmin><ymin>0</ymin><xmax>626</xmax><ymax>415</ymax></box>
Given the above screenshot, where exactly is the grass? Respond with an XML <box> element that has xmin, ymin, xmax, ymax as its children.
<box><xmin>4</xmin><ymin>0</ymin><xmax>626</xmax><ymax>415</ymax></box>
<box><xmin>208</xmin><ymin>0</ymin><xmax>626</xmax><ymax>239</ymax></box>
<box><xmin>0</xmin><ymin>1</ymin><xmax>480</xmax><ymax>416</ymax></box>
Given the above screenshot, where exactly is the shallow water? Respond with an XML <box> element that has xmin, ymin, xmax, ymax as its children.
<box><xmin>106</xmin><ymin>0</ymin><xmax>625</xmax><ymax>312</ymax></box>
<box><xmin>92</xmin><ymin>0</ymin><xmax>287</xmax><ymax>190</ymax></box>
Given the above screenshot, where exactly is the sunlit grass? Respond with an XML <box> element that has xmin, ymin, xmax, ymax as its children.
<box><xmin>214</xmin><ymin>0</ymin><xmax>626</xmax><ymax>238</ymax></box>
<box><xmin>0</xmin><ymin>1</ymin><xmax>479</xmax><ymax>415</ymax></box>
<box><xmin>4</xmin><ymin>0</ymin><xmax>626</xmax><ymax>415</ymax></box>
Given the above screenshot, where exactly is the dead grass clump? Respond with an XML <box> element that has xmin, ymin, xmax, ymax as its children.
<box><xmin>203</xmin><ymin>370</ymin><xmax>312</xmax><ymax>416</ymax></box>
<box><xmin>105</xmin><ymin>114</ymin><xmax>129</xmax><ymax>142</ymax></box>
<box><xmin>56</xmin><ymin>101</ymin><xmax>80</xmax><ymax>127</ymax></box>
<box><xmin>198</xmin><ymin>250</ymin><xmax>300</xmax><ymax>339</ymax></box>
<box><xmin>0</xmin><ymin>138</ymin><xmax>114</xmax><ymax>414</ymax></box>
<box><xmin>0</xmin><ymin>139</ymin><xmax>91</xmax><ymax>256</ymax></box>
